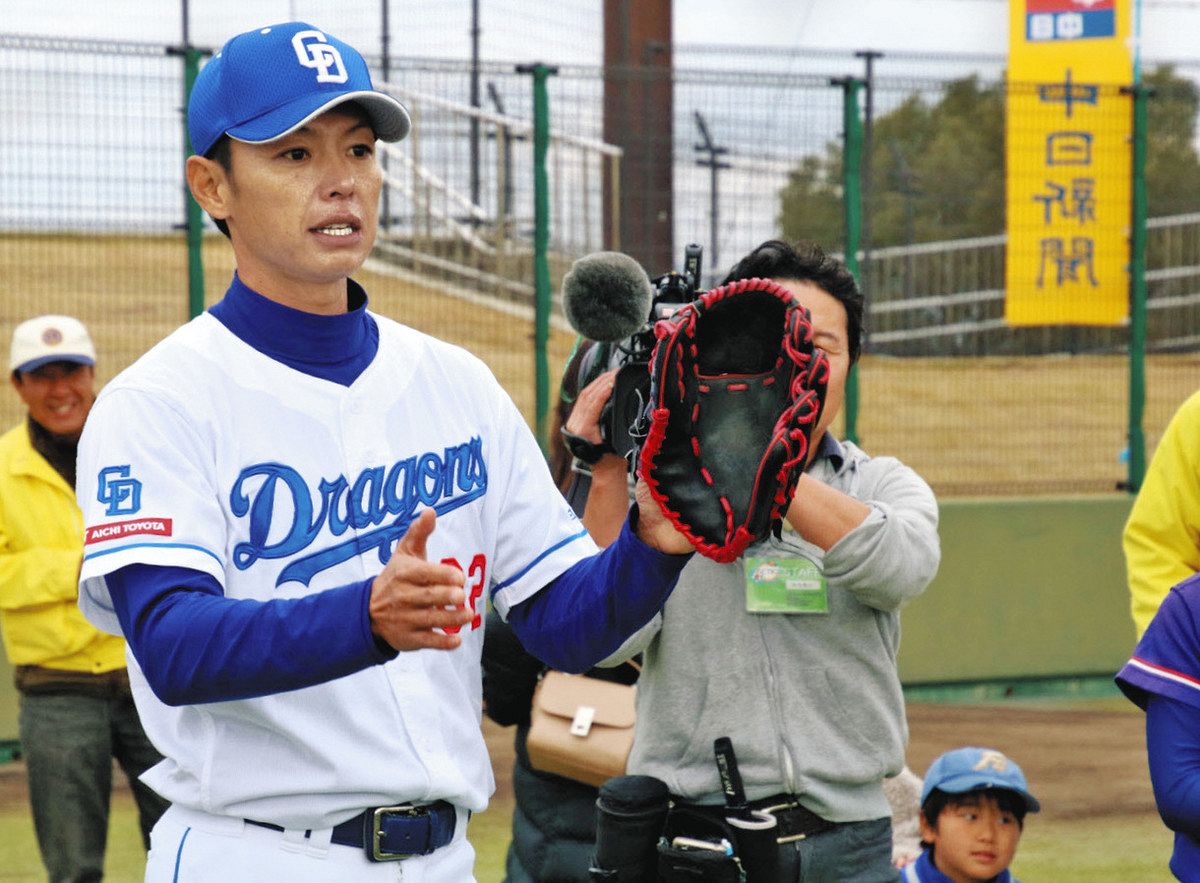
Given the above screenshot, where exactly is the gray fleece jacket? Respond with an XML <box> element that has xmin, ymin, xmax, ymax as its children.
<box><xmin>602</xmin><ymin>438</ymin><xmax>939</xmax><ymax>823</ymax></box>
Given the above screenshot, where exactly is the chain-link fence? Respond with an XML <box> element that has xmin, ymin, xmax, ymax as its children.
<box><xmin>0</xmin><ymin>35</ymin><xmax>190</xmax><ymax>408</ymax></box>
<box><xmin>0</xmin><ymin>35</ymin><xmax>593</xmax><ymax>430</ymax></box>
<box><xmin>3</xmin><ymin>31</ymin><xmax>1200</xmax><ymax>497</ymax></box>
<box><xmin>370</xmin><ymin>61</ymin><xmax>619</xmax><ymax>299</ymax></box>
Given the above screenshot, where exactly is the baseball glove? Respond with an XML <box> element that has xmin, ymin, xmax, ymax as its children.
<box><xmin>637</xmin><ymin>278</ymin><xmax>830</xmax><ymax>563</ymax></box>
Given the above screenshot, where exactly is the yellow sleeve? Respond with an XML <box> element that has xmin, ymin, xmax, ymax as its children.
<box><xmin>1124</xmin><ymin>390</ymin><xmax>1200</xmax><ymax>637</ymax></box>
<box><xmin>0</xmin><ymin>529</ymin><xmax>83</xmax><ymax>612</ymax></box>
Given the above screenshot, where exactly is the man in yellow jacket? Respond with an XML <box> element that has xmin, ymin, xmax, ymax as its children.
<box><xmin>1124</xmin><ymin>389</ymin><xmax>1200</xmax><ymax>638</ymax></box>
<box><xmin>1</xmin><ymin>315</ymin><xmax>167</xmax><ymax>883</ymax></box>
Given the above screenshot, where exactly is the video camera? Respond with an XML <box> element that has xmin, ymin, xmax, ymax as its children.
<box><xmin>576</xmin><ymin>243</ymin><xmax>705</xmax><ymax>460</ymax></box>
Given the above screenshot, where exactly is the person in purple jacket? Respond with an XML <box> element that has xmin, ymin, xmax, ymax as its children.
<box><xmin>1117</xmin><ymin>571</ymin><xmax>1200</xmax><ymax>881</ymax></box>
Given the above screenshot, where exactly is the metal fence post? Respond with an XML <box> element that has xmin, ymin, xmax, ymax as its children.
<box><xmin>1126</xmin><ymin>81</ymin><xmax>1150</xmax><ymax>493</ymax></box>
<box><xmin>517</xmin><ymin>62</ymin><xmax>558</xmax><ymax>452</ymax></box>
<box><xmin>853</xmin><ymin>50</ymin><xmax>882</xmax><ymax>309</ymax></box>
<box><xmin>834</xmin><ymin>76</ymin><xmax>865</xmax><ymax>446</ymax></box>
<box><xmin>183</xmin><ymin>45</ymin><xmax>205</xmax><ymax>320</ymax></box>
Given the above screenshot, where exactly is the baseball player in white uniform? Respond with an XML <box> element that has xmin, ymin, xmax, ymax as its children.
<box><xmin>74</xmin><ymin>22</ymin><xmax>692</xmax><ymax>882</ymax></box>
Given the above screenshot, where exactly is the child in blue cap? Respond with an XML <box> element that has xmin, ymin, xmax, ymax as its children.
<box><xmin>902</xmin><ymin>747</ymin><xmax>1041</xmax><ymax>882</ymax></box>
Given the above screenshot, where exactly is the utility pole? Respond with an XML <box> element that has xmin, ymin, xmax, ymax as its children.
<box><xmin>603</xmin><ymin>0</ymin><xmax>673</xmax><ymax>272</ymax></box>
<box><xmin>693</xmin><ymin>111</ymin><xmax>730</xmax><ymax>278</ymax></box>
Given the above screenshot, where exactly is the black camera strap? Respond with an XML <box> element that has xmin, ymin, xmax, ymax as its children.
<box><xmin>714</xmin><ymin>737</ymin><xmax>751</xmax><ymax>821</ymax></box>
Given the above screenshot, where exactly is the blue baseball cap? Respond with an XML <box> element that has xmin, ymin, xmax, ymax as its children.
<box><xmin>920</xmin><ymin>747</ymin><xmax>1041</xmax><ymax>813</ymax></box>
<box><xmin>188</xmin><ymin>22</ymin><xmax>410</xmax><ymax>158</ymax></box>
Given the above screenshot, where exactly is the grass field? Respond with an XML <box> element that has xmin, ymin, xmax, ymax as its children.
<box><xmin>3</xmin><ymin>231</ymin><xmax>1199</xmax><ymax>498</ymax></box>
<box><xmin>1014</xmin><ymin>814</ymin><xmax>1173</xmax><ymax>882</ymax></box>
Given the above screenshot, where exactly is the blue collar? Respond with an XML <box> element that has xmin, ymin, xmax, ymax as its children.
<box><xmin>808</xmin><ymin>432</ymin><xmax>845</xmax><ymax>472</ymax></box>
<box><xmin>905</xmin><ymin>849</ymin><xmax>1016</xmax><ymax>883</ymax></box>
<box><xmin>208</xmin><ymin>273</ymin><xmax>379</xmax><ymax>386</ymax></box>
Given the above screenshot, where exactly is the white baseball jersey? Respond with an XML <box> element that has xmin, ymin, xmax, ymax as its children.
<box><xmin>76</xmin><ymin>311</ymin><xmax>596</xmax><ymax>830</ymax></box>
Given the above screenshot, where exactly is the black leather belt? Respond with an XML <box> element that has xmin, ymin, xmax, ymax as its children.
<box><xmin>682</xmin><ymin>793</ymin><xmax>836</xmax><ymax>844</ymax></box>
<box><xmin>246</xmin><ymin>800</ymin><xmax>457</xmax><ymax>862</ymax></box>
<box><xmin>750</xmin><ymin>795</ymin><xmax>836</xmax><ymax>844</ymax></box>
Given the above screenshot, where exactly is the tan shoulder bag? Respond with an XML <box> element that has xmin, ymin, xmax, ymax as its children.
<box><xmin>525</xmin><ymin>663</ymin><xmax>640</xmax><ymax>787</ymax></box>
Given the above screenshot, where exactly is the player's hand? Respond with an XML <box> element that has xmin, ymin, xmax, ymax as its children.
<box><xmin>369</xmin><ymin>509</ymin><xmax>474</xmax><ymax>652</ymax></box>
<box><xmin>633</xmin><ymin>476</ymin><xmax>694</xmax><ymax>555</ymax></box>
<box><xmin>565</xmin><ymin>369</ymin><xmax>617</xmax><ymax>443</ymax></box>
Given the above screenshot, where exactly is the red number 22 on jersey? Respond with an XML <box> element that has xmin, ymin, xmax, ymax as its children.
<box><xmin>441</xmin><ymin>554</ymin><xmax>486</xmax><ymax>634</ymax></box>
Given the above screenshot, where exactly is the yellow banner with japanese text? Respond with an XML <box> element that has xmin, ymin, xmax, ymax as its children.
<box><xmin>1005</xmin><ymin>0</ymin><xmax>1132</xmax><ymax>325</ymax></box>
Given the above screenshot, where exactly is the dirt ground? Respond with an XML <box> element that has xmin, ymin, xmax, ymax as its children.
<box><xmin>0</xmin><ymin>700</ymin><xmax>1155</xmax><ymax>823</ymax></box>
<box><xmin>901</xmin><ymin>702</ymin><xmax>1155</xmax><ymax>820</ymax></box>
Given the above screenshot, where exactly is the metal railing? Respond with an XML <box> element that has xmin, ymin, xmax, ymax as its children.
<box><xmin>371</xmin><ymin>83</ymin><xmax>622</xmax><ymax>308</ymax></box>
<box><xmin>862</xmin><ymin>212</ymin><xmax>1200</xmax><ymax>357</ymax></box>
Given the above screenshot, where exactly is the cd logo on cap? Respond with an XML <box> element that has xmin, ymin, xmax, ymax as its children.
<box><xmin>292</xmin><ymin>31</ymin><xmax>348</xmax><ymax>84</ymax></box>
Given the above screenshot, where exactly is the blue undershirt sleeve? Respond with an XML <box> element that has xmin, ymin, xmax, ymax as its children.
<box><xmin>1147</xmin><ymin>695</ymin><xmax>1200</xmax><ymax>836</ymax></box>
<box><xmin>506</xmin><ymin>512</ymin><xmax>690</xmax><ymax>673</ymax></box>
<box><xmin>106</xmin><ymin>563</ymin><xmax>395</xmax><ymax>706</ymax></box>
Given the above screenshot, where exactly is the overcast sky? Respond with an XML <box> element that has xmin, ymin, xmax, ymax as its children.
<box><xmin>6</xmin><ymin>0</ymin><xmax>1200</xmax><ymax>62</ymax></box>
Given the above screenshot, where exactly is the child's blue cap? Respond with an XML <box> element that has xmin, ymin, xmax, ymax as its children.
<box><xmin>920</xmin><ymin>747</ymin><xmax>1041</xmax><ymax>813</ymax></box>
<box><xmin>188</xmin><ymin>22</ymin><xmax>410</xmax><ymax>157</ymax></box>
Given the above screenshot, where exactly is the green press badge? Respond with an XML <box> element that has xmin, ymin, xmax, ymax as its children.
<box><xmin>744</xmin><ymin>555</ymin><xmax>828</xmax><ymax>614</ymax></box>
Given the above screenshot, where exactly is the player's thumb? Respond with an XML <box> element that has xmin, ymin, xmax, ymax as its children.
<box><xmin>397</xmin><ymin>508</ymin><xmax>436</xmax><ymax>560</ymax></box>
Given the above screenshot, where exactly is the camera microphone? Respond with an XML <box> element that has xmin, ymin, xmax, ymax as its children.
<box><xmin>561</xmin><ymin>252</ymin><xmax>654</xmax><ymax>343</ymax></box>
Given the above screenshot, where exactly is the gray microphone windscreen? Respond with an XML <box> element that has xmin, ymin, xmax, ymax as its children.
<box><xmin>561</xmin><ymin>252</ymin><xmax>654</xmax><ymax>342</ymax></box>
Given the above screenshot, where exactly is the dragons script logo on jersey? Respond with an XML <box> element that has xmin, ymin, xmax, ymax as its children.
<box><xmin>230</xmin><ymin>436</ymin><xmax>488</xmax><ymax>587</ymax></box>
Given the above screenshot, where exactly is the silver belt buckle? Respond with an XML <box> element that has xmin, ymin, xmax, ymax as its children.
<box><xmin>371</xmin><ymin>804</ymin><xmax>423</xmax><ymax>861</ymax></box>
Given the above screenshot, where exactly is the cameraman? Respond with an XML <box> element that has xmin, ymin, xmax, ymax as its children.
<box><xmin>598</xmin><ymin>240</ymin><xmax>940</xmax><ymax>881</ymax></box>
